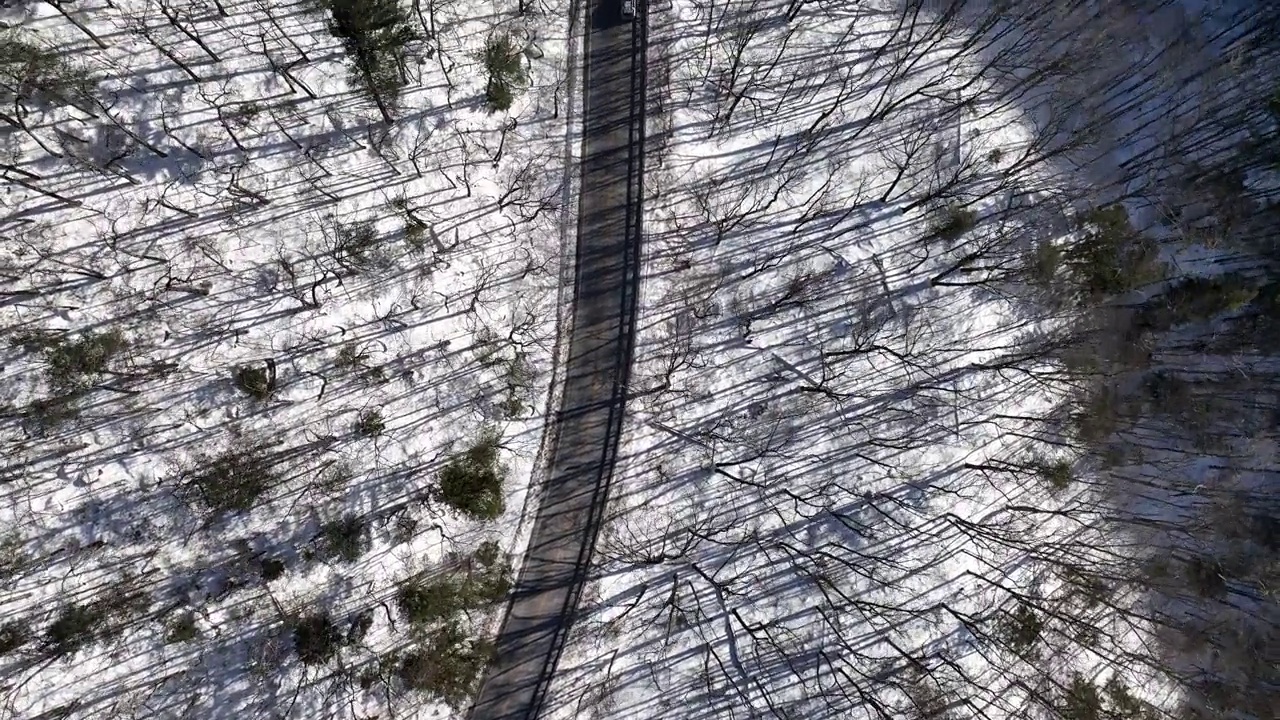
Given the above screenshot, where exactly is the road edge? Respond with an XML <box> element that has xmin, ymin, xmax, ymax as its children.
<box><xmin>508</xmin><ymin>0</ymin><xmax>589</xmax><ymax>552</ymax></box>
<box><xmin>467</xmin><ymin>0</ymin><xmax>588</xmax><ymax>713</ymax></box>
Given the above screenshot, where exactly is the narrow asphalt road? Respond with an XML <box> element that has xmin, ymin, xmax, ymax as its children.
<box><xmin>465</xmin><ymin>0</ymin><xmax>645</xmax><ymax>718</ymax></box>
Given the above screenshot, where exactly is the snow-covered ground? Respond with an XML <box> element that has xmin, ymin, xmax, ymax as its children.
<box><xmin>0</xmin><ymin>0</ymin><xmax>575</xmax><ymax>717</ymax></box>
<box><xmin>550</xmin><ymin>1</ymin><xmax>1278</xmax><ymax>719</ymax></box>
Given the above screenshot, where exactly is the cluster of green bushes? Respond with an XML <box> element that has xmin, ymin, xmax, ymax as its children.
<box><xmin>437</xmin><ymin>430</ymin><xmax>506</xmax><ymax>520</ymax></box>
<box><xmin>929</xmin><ymin>203</ymin><xmax>977</xmax><ymax>242</ymax></box>
<box><xmin>289</xmin><ymin>609</ymin><xmax>373</xmax><ymax>665</ymax></box>
<box><xmin>7</xmin><ymin>329</ymin><xmax>129</xmax><ymax>433</ymax></box>
<box><xmin>182</xmin><ymin>444</ymin><xmax>279</xmax><ymax>515</ymax></box>
<box><xmin>324</xmin><ymin>0</ymin><xmax>418</xmax><ymax>118</ymax></box>
<box><xmin>12</xmin><ymin>329</ymin><xmax>128</xmax><ymax>395</ymax></box>
<box><xmin>0</xmin><ymin>33</ymin><xmax>96</xmax><ymax>110</ymax></box>
<box><xmin>483</xmin><ymin>34</ymin><xmax>526</xmax><ymax>111</ymax></box>
<box><xmin>392</xmin><ymin>541</ymin><xmax>510</xmax><ymax>705</ymax></box>
<box><xmin>29</xmin><ymin>583</ymin><xmax>149</xmax><ymax>659</ymax></box>
<box><xmin>396</xmin><ymin>540</ymin><xmax>512</xmax><ymax>626</ymax></box>
<box><xmin>397</xmin><ymin>623</ymin><xmax>494</xmax><ymax>707</ymax></box>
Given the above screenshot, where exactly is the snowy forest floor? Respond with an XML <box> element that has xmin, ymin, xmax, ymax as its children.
<box><xmin>0</xmin><ymin>0</ymin><xmax>575</xmax><ymax>717</ymax></box>
<box><xmin>549</xmin><ymin>1</ymin><xmax>1280</xmax><ymax>720</ymax></box>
